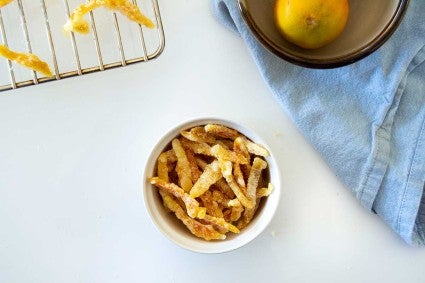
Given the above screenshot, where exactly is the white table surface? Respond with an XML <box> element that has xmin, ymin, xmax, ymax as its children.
<box><xmin>1</xmin><ymin>1</ymin><xmax>424</xmax><ymax>282</ymax></box>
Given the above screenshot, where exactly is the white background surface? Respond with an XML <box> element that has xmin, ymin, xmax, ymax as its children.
<box><xmin>1</xmin><ymin>0</ymin><xmax>424</xmax><ymax>282</ymax></box>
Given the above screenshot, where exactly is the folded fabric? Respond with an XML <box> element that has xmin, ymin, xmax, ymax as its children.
<box><xmin>212</xmin><ymin>0</ymin><xmax>425</xmax><ymax>246</ymax></box>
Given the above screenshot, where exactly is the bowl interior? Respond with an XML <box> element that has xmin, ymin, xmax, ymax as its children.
<box><xmin>142</xmin><ymin>118</ymin><xmax>281</xmax><ymax>253</ymax></box>
<box><xmin>240</xmin><ymin>0</ymin><xmax>403</xmax><ymax>65</ymax></box>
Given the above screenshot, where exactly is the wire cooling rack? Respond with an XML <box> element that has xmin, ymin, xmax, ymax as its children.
<box><xmin>0</xmin><ymin>0</ymin><xmax>164</xmax><ymax>92</ymax></box>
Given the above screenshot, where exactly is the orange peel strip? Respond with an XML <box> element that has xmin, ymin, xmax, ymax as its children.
<box><xmin>189</xmin><ymin>160</ymin><xmax>222</xmax><ymax>198</ymax></box>
<box><xmin>64</xmin><ymin>0</ymin><xmax>155</xmax><ymax>34</ymax></box>
<box><xmin>257</xmin><ymin>183</ymin><xmax>273</xmax><ymax>198</ymax></box>
<box><xmin>211</xmin><ymin>144</ymin><xmax>248</xmax><ymax>165</ymax></box>
<box><xmin>184</xmin><ymin>147</ymin><xmax>202</xmax><ymax>183</ymax></box>
<box><xmin>219</xmin><ymin>160</ymin><xmax>253</xmax><ymax>209</ymax></box>
<box><xmin>238</xmin><ymin>136</ymin><xmax>270</xmax><ymax>157</ymax></box>
<box><xmin>202</xmin><ymin>215</ymin><xmax>240</xmax><ymax>234</ymax></box>
<box><xmin>157</xmin><ymin>150</ymin><xmax>176</xmax><ymax>182</ymax></box>
<box><xmin>234</xmin><ymin>137</ymin><xmax>251</xmax><ymax>162</ymax></box>
<box><xmin>212</xmin><ymin>189</ymin><xmax>230</xmax><ymax>207</ymax></box>
<box><xmin>172</xmin><ymin>139</ymin><xmax>193</xmax><ymax>192</ymax></box>
<box><xmin>247</xmin><ymin>157</ymin><xmax>268</xmax><ymax>206</ymax></box>
<box><xmin>226</xmin><ymin>199</ymin><xmax>244</xmax><ymax>222</ymax></box>
<box><xmin>180</xmin><ymin>127</ymin><xmax>216</xmax><ymax>144</ymax></box>
<box><xmin>160</xmin><ymin>190</ymin><xmax>225</xmax><ymax>241</ymax></box>
<box><xmin>149</xmin><ymin>177</ymin><xmax>206</xmax><ymax>219</ymax></box>
<box><xmin>180</xmin><ymin>138</ymin><xmax>212</xmax><ymax>156</ymax></box>
<box><xmin>0</xmin><ymin>44</ymin><xmax>53</xmax><ymax>77</ymax></box>
<box><xmin>238</xmin><ymin>172</ymin><xmax>271</xmax><ymax>230</ymax></box>
<box><xmin>233</xmin><ymin>163</ymin><xmax>246</xmax><ymax>188</ymax></box>
<box><xmin>204</xmin><ymin>124</ymin><xmax>240</xmax><ymax>140</ymax></box>
<box><xmin>199</xmin><ymin>190</ymin><xmax>223</xmax><ymax>218</ymax></box>
<box><xmin>237</xmin><ymin>202</ymin><xmax>260</xmax><ymax>230</ymax></box>
<box><xmin>196</xmin><ymin>157</ymin><xmax>235</xmax><ymax>199</ymax></box>
<box><xmin>216</xmin><ymin>139</ymin><xmax>234</xmax><ymax>150</ymax></box>
<box><xmin>0</xmin><ymin>0</ymin><xmax>13</xmax><ymax>8</ymax></box>
<box><xmin>215</xmin><ymin>179</ymin><xmax>236</xmax><ymax>199</ymax></box>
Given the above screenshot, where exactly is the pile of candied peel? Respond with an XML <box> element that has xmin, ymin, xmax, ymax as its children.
<box><xmin>149</xmin><ymin>124</ymin><xmax>273</xmax><ymax>241</ymax></box>
<box><xmin>0</xmin><ymin>0</ymin><xmax>154</xmax><ymax>77</ymax></box>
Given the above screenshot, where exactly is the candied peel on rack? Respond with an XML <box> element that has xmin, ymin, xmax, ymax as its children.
<box><xmin>64</xmin><ymin>0</ymin><xmax>155</xmax><ymax>34</ymax></box>
<box><xmin>0</xmin><ymin>0</ymin><xmax>13</xmax><ymax>8</ymax></box>
<box><xmin>0</xmin><ymin>44</ymin><xmax>53</xmax><ymax>77</ymax></box>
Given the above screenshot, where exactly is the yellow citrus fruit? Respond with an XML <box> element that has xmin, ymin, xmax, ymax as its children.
<box><xmin>275</xmin><ymin>0</ymin><xmax>349</xmax><ymax>49</ymax></box>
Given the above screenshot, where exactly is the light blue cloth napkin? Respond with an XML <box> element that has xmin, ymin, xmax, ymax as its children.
<box><xmin>212</xmin><ymin>0</ymin><xmax>425</xmax><ymax>246</ymax></box>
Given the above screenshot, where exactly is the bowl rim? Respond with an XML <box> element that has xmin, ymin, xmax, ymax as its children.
<box><xmin>238</xmin><ymin>0</ymin><xmax>410</xmax><ymax>69</ymax></box>
<box><xmin>141</xmin><ymin>117</ymin><xmax>282</xmax><ymax>253</ymax></box>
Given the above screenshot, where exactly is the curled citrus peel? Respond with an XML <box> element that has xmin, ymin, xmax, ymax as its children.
<box><xmin>0</xmin><ymin>0</ymin><xmax>13</xmax><ymax>8</ymax></box>
<box><xmin>0</xmin><ymin>44</ymin><xmax>53</xmax><ymax>77</ymax></box>
<box><xmin>159</xmin><ymin>190</ymin><xmax>226</xmax><ymax>241</ymax></box>
<box><xmin>64</xmin><ymin>0</ymin><xmax>155</xmax><ymax>34</ymax></box>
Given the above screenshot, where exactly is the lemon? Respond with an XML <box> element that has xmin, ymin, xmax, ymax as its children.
<box><xmin>275</xmin><ymin>0</ymin><xmax>349</xmax><ymax>49</ymax></box>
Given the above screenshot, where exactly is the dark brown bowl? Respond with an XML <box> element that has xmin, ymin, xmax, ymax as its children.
<box><xmin>239</xmin><ymin>0</ymin><xmax>409</xmax><ymax>68</ymax></box>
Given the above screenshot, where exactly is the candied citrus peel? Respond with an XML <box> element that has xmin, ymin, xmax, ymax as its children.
<box><xmin>64</xmin><ymin>0</ymin><xmax>155</xmax><ymax>34</ymax></box>
<box><xmin>0</xmin><ymin>44</ymin><xmax>53</xmax><ymax>77</ymax></box>
<box><xmin>160</xmin><ymin>190</ymin><xmax>225</xmax><ymax>241</ymax></box>
<box><xmin>149</xmin><ymin>124</ymin><xmax>274</xmax><ymax>241</ymax></box>
<box><xmin>0</xmin><ymin>0</ymin><xmax>13</xmax><ymax>8</ymax></box>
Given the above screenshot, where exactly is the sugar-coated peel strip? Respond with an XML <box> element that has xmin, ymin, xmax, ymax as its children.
<box><xmin>239</xmin><ymin>136</ymin><xmax>270</xmax><ymax>157</ymax></box>
<box><xmin>204</xmin><ymin>124</ymin><xmax>240</xmax><ymax>140</ymax></box>
<box><xmin>216</xmin><ymin>139</ymin><xmax>233</xmax><ymax>150</ymax></box>
<box><xmin>189</xmin><ymin>160</ymin><xmax>222</xmax><ymax>198</ymax></box>
<box><xmin>237</xmin><ymin>201</ymin><xmax>260</xmax><ymax>230</ymax></box>
<box><xmin>233</xmin><ymin>163</ymin><xmax>246</xmax><ymax>188</ymax></box>
<box><xmin>234</xmin><ymin>137</ymin><xmax>251</xmax><ymax>163</ymax></box>
<box><xmin>157</xmin><ymin>150</ymin><xmax>176</xmax><ymax>182</ymax></box>
<box><xmin>211</xmin><ymin>144</ymin><xmax>248</xmax><ymax>165</ymax></box>
<box><xmin>257</xmin><ymin>183</ymin><xmax>273</xmax><ymax>198</ymax></box>
<box><xmin>161</xmin><ymin>149</ymin><xmax>177</xmax><ymax>163</ymax></box>
<box><xmin>234</xmin><ymin>137</ymin><xmax>252</xmax><ymax>180</ymax></box>
<box><xmin>199</xmin><ymin>190</ymin><xmax>223</xmax><ymax>218</ymax></box>
<box><xmin>180</xmin><ymin>138</ymin><xmax>212</xmax><ymax>156</ymax></box>
<box><xmin>172</xmin><ymin>139</ymin><xmax>193</xmax><ymax>192</ymax></box>
<box><xmin>0</xmin><ymin>44</ymin><xmax>53</xmax><ymax>77</ymax></box>
<box><xmin>63</xmin><ymin>0</ymin><xmax>155</xmax><ymax>34</ymax></box>
<box><xmin>219</xmin><ymin>160</ymin><xmax>254</xmax><ymax>209</ymax></box>
<box><xmin>202</xmin><ymin>215</ymin><xmax>240</xmax><ymax>234</ymax></box>
<box><xmin>238</xmin><ymin>181</ymin><xmax>272</xmax><ymax>230</ymax></box>
<box><xmin>160</xmin><ymin>190</ymin><xmax>225</xmax><ymax>241</ymax></box>
<box><xmin>0</xmin><ymin>0</ymin><xmax>13</xmax><ymax>8</ymax></box>
<box><xmin>149</xmin><ymin>177</ymin><xmax>206</xmax><ymax>219</ymax></box>
<box><xmin>215</xmin><ymin>178</ymin><xmax>236</xmax><ymax>199</ymax></box>
<box><xmin>226</xmin><ymin>199</ymin><xmax>244</xmax><ymax>222</ymax></box>
<box><xmin>180</xmin><ymin>127</ymin><xmax>216</xmax><ymax>144</ymax></box>
<box><xmin>247</xmin><ymin>157</ymin><xmax>268</xmax><ymax>206</ymax></box>
<box><xmin>197</xmin><ymin>156</ymin><xmax>234</xmax><ymax>198</ymax></box>
<box><xmin>184</xmin><ymin>147</ymin><xmax>202</xmax><ymax>183</ymax></box>
<box><xmin>212</xmin><ymin>190</ymin><xmax>230</xmax><ymax>207</ymax></box>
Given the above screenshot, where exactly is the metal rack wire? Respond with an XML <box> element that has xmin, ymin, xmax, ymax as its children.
<box><xmin>0</xmin><ymin>0</ymin><xmax>165</xmax><ymax>92</ymax></box>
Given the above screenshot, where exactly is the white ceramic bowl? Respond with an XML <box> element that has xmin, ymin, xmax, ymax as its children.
<box><xmin>142</xmin><ymin>118</ymin><xmax>281</xmax><ymax>253</ymax></box>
